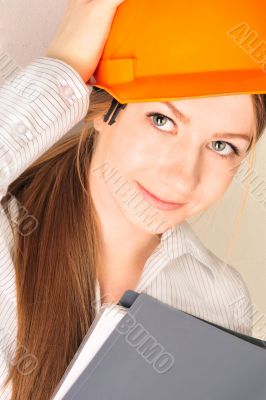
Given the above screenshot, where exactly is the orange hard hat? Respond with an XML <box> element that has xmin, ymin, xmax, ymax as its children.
<box><xmin>89</xmin><ymin>0</ymin><xmax>266</xmax><ymax>106</ymax></box>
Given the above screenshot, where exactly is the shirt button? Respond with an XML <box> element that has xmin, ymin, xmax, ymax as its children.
<box><xmin>16</xmin><ymin>122</ymin><xmax>34</xmax><ymax>141</ymax></box>
<box><xmin>57</xmin><ymin>83</ymin><xmax>76</xmax><ymax>103</ymax></box>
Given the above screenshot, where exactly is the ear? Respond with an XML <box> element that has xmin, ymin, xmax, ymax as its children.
<box><xmin>93</xmin><ymin>115</ymin><xmax>105</xmax><ymax>132</ymax></box>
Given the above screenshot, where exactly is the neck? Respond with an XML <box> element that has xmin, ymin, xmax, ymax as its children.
<box><xmin>89</xmin><ymin>169</ymin><xmax>161</xmax><ymax>301</ymax></box>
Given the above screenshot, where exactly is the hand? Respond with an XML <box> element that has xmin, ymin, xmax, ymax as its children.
<box><xmin>46</xmin><ymin>0</ymin><xmax>126</xmax><ymax>83</ymax></box>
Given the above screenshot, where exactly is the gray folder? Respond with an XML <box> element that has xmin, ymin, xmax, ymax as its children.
<box><xmin>62</xmin><ymin>290</ymin><xmax>266</xmax><ymax>400</ymax></box>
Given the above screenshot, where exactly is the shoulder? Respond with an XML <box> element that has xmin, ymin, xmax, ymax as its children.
<box><xmin>180</xmin><ymin>222</ymin><xmax>254</xmax><ymax>336</ymax></box>
<box><xmin>209</xmin><ymin>249</ymin><xmax>253</xmax><ymax>336</ymax></box>
<box><xmin>225</xmin><ymin>262</ymin><xmax>253</xmax><ymax>335</ymax></box>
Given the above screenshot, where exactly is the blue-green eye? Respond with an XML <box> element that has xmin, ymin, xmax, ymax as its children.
<box><xmin>146</xmin><ymin>112</ymin><xmax>241</xmax><ymax>159</ymax></box>
<box><xmin>153</xmin><ymin>115</ymin><xmax>167</xmax><ymax>126</ymax></box>
<box><xmin>146</xmin><ymin>112</ymin><xmax>176</xmax><ymax>133</ymax></box>
<box><xmin>210</xmin><ymin>140</ymin><xmax>240</xmax><ymax>159</ymax></box>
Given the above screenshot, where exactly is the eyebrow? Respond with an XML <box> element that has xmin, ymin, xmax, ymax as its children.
<box><xmin>212</xmin><ymin>132</ymin><xmax>252</xmax><ymax>142</ymax></box>
<box><xmin>161</xmin><ymin>101</ymin><xmax>252</xmax><ymax>142</ymax></box>
<box><xmin>161</xmin><ymin>102</ymin><xmax>190</xmax><ymax>124</ymax></box>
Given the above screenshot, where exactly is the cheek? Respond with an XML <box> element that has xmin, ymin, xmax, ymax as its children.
<box><xmin>107</xmin><ymin>128</ymin><xmax>155</xmax><ymax>176</ymax></box>
<box><xmin>201</xmin><ymin>165</ymin><xmax>235</xmax><ymax>205</ymax></box>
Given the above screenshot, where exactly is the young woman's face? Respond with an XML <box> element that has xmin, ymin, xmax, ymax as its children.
<box><xmin>90</xmin><ymin>94</ymin><xmax>255</xmax><ymax>234</ymax></box>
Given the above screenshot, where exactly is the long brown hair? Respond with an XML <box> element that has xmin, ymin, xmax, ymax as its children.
<box><xmin>1</xmin><ymin>91</ymin><xmax>266</xmax><ymax>399</ymax></box>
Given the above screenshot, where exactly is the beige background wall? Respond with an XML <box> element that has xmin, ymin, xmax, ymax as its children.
<box><xmin>1</xmin><ymin>0</ymin><xmax>265</xmax><ymax>339</ymax></box>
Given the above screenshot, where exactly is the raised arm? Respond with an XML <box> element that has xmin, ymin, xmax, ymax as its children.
<box><xmin>0</xmin><ymin>0</ymin><xmax>126</xmax><ymax>201</ymax></box>
<box><xmin>0</xmin><ymin>56</ymin><xmax>92</xmax><ymax>201</ymax></box>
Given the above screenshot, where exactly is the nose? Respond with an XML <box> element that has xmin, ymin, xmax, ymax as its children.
<box><xmin>158</xmin><ymin>143</ymin><xmax>201</xmax><ymax>201</ymax></box>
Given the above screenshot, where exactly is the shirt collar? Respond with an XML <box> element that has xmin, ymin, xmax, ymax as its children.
<box><xmin>156</xmin><ymin>221</ymin><xmax>216</xmax><ymax>277</ymax></box>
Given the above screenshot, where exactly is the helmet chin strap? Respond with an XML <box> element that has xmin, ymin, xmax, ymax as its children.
<box><xmin>103</xmin><ymin>99</ymin><xmax>127</xmax><ymax>125</ymax></box>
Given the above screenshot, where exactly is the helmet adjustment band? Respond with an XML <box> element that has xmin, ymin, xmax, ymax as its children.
<box><xmin>103</xmin><ymin>99</ymin><xmax>127</xmax><ymax>125</ymax></box>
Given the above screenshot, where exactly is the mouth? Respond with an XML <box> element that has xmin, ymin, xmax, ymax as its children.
<box><xmin>135</xmin><ymin>181</ymin><xmax>186</xmax><ymax>211</ymax></box>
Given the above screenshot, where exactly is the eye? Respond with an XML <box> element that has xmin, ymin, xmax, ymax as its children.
<box><xmin>146</xmin><ymin>113</ymin><xmax>241</xmax><ymax>159</ymax></box>
<box><xmin>146</xmin><ymin>112</ymin><xmax>176</xmax><ymax>133</ymax></box>
<box><xmin>210</xmin><ymin>140</ymin><xmax>241</xmax><ymax>159</ymax></box>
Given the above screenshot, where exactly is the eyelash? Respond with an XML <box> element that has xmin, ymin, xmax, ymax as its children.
<box><xmin>146</xmin><ymin>112</ymin><xmax>241</xmax><ymax>159</ymax></box>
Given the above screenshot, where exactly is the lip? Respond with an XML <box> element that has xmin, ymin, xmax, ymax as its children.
<box><xmin>135</xmin><ymin>181</ymin><xmax>186</xmax><ymax>211</ymax></box>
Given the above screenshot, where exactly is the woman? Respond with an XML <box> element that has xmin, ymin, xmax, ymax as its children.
<box><xmin>0</xmin><ymin>0</ymin><xmax>265</xmax><ymax>398</ymax></box>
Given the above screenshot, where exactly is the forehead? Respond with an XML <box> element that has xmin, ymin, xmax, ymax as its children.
<box><xmin>172</xmin><ymin>94</ymin><xmax>254</xmax><ymax>113</ymax></box>
<box><xmin>132</xmin><ymin>94</ymin><xmax>255</xmax><ymax>133</ymax></box>
<box><xmin>173</xmin><ymin>94</ymin><xmax>255</xmax><ymax>133</ymax></box>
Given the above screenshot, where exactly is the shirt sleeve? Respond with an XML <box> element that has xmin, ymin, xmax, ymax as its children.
<box><xmin>227</xmin><ymin>264</ymin><xmax>254</xmax><ymax>336</ymax></box>
<box><xmin>0</xmin><ymin>56</ymin><xmax>93</xmax><ymax>201</ymax></box>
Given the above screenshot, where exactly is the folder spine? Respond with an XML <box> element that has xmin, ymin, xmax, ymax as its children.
<box><xmin>118</xmin><ymin>290</ymin><xmax>140</xmax><ymax>308</ymax></box>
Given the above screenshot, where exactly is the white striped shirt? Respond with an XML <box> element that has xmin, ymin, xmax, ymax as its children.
<box><xmin>0</xmin><ymin>57</ymin><xmax>253</xmax><ymax>399</ymax></box>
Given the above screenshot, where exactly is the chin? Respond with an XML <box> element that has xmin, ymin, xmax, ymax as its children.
<box><xmin>122</xmin><ymin>204</ymin><xmax>170</xmax><ymax>235</ymax></box>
